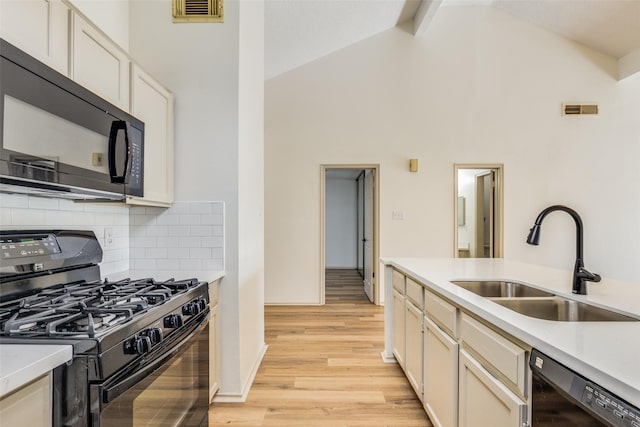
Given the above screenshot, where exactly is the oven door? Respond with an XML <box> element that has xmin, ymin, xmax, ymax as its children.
<box><xmin>95</xmin><ymin>312</ymin><xmax>209</xmax><ymax>427</ymax></box>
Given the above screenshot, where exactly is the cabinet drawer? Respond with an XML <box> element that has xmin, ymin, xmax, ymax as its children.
<box><xmin>392</xmin><ymin>269</ymin><xmax>405</xmax><ymax>293</ymax></box>
<box><xmin>406</xmin><ymin>278</ymin><xmax>424</xmax><ymax>309</ymax></box>
<box><xmin>460</xmin><ymin>314</ymin><xmax>526</xmax><ymax>395</ymax></box>
<box><xmin>424</xmin><ymin>289</ymin><xmax>458</xmax><ymax>337</ymax></box>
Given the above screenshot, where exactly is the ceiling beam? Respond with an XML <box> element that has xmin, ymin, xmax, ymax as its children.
<box><xmin>619</xmin><ymin>48</ymin><xmax>640</xmax><ymax>81</ymax></box>
<box><xmin>413</xmin><ymin>0</ymin><xmax>443</xmax><ymax>37</ymax></box>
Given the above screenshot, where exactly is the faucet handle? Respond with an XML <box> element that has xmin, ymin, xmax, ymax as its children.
<box><xmin>578</xmin><ymin>267</ymin><xmax>601</xmax><ymax>283</ymax></box>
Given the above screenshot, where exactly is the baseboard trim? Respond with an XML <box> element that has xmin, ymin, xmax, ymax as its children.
<box><xmin>212</xmin><ymin>343</ymin><xmax>268</xmax><ymax>403</ymax></box>
<box><xmin>381</xmin><ymin>350</ymin><xmax>397</xmax><ymax>364</ymax></box>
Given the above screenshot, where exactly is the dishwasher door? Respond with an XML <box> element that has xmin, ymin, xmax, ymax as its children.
<box><xmin>530</xmin><ymin>349</ymin><xmax>639</xmax><ymax>427</ymax></box>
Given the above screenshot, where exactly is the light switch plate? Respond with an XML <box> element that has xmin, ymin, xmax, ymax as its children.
<box><xmin>392</xmin><ymin>211</ymin><xmax>405</xmax><ymax>220</ymax></box>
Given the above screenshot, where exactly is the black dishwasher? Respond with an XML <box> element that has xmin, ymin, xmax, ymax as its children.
<box><xmin>530</xmin><ymin>349</ymin><xmax>640</xmax><ymax>427</ymax></box>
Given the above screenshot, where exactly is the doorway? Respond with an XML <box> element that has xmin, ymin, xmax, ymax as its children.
<box><xmin>454</xmin><ymin>164</ymin><xmax>504</xmax><ymax>258</ymax></box>
<box><xmin>321</xmin><ymin>165</ymin><xmax>379</xmax><ymax>305</ymax></box>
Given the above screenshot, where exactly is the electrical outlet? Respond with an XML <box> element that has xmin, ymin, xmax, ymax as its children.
<box><xmin>104</xmin><ymin>228</ymin><xmax>114</xmax><ymax>249</ymax></box>
<box><xmin>392</xmin><ymin>211</ymin><xmax>405</xmax><ymax>220</ymax></box>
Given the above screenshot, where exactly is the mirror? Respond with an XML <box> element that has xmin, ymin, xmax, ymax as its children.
<box><xmin>454</xmin><ymin>164</ymin><xmax>504</xmax><ymax>258</ymax></box>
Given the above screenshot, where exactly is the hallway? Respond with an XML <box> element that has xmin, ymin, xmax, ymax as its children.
<box><xmin>209</xmin><ymin>269</ymin><xmax>431</xmax><ymax>426</ymax></box>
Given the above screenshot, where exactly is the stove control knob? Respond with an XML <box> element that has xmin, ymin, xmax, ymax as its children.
<box><xmin>197</xmin><ymin>299</ymin><xmax>207</xmax><ymax>311</ymax></box>
<box><xmin>135</xmin><ymin>336</ymin><xmax>152</xmax><ymax>355</ymax></box>
<box><xmin>164</xmin><ymin>314</ymin><xmax>183</xmax><ymax>328</ymax></box>
<box><xmin>182</xmin><ymin>302</ymin><xmax>200</xmax><ymax>316</ymax></box>
<box><xmin>143</xmin><ymin>328</ymin><xmax>163</xmax><ymax>345</ymax></box>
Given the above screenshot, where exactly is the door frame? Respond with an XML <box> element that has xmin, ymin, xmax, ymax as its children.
<box><xmin>453</xmin><ymin>164</ymin><xmax>504</xmax><ymax>258</ymax></box>
<box><xmin>320</xmin><ymin>164</ymin><xmax>380</xmax><ymax>305</ymax></box>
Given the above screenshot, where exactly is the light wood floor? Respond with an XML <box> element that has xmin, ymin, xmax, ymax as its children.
<box><xmin>209</xmin><ymin>269</ymin><xmax>432</xmax><ymax>426</ymax></box>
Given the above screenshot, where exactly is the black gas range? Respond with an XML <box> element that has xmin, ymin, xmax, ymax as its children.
<box><xmin>0</xmin><ymin>230</ymin><xmax>210</xmax><ymax>426</ymax></box>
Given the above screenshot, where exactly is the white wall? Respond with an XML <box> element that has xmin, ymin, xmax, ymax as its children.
<box><xmin>129</xmin><ymin>0</ymin><xmax>265</xmax><ymax>399</ymax></box>
<box><xmin>265</xmin><ymin>5</ymin><xmax>640</xmax><ymax>304</ymax></box>
<box><xmin>326</xmin><ymin>177</ymin><xmax>358</xmax><ymax>268</ymax></box>
<box><xmin>0</xmin><ymin>193</ymin><xmax>130</xmax><ymax>275</ymax></box>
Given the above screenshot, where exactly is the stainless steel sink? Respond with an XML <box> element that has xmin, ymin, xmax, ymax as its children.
<box><xmin>450</xmin><ymin>280</ymin><xmax>555</xmax><ymax>298</ymax></box>
<box><xmin>492</xmin><ymin>297</ymin><xmax>639</xmax><ymax>322</ymax></box>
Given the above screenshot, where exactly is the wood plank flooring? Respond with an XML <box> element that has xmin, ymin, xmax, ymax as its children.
<box><xmin>209</xmin><ymin>269</ymin><xmax>433</xmax><ymax>426</ymax></box>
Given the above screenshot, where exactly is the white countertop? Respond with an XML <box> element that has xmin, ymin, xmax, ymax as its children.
<box><xmin>381</xmin><ymin>257</ymin><xmax>640</xmax><ymax>407</ymax></box>
<box><xmin>0</xmin><ymin>344</ymin><xmax>72</xmax><ymax>397</ymax></box>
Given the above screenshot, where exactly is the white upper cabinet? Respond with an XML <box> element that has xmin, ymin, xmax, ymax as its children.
<box><xmin>71</xmin><ymin>11</ymin><xmax>130</xmax><ymax>111</ymax></box>
<box><xmin>129</xmin><ymin>64</ymin><xmax>174</xmax><ymax>206</ymax></box>
<box><xmin>0</xmin><ymin>0</ymin><xmax>70</xmax><ymax>75</ymax></box>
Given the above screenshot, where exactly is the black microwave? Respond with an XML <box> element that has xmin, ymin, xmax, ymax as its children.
<box><xmin>0</xmin><ymin>39</ymin><xmax>144</xmax><ymax>200</ymax></box>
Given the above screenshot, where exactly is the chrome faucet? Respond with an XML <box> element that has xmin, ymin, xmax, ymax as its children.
<box><xmin>526</xmin><ymin>205</ymin><xmax>601</xmax><ymax>295</ymax></box>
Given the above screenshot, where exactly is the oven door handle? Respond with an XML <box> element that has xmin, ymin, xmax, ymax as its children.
<box><xmin>103</xmin><ymin>312</ymin><xmax>209</xmax><ymax>403</ymax></box>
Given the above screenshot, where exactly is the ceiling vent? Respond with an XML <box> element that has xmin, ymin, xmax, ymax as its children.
<box><xmin>562</xmin><ymin>104</ymin><xmax>598</xmax><ymax>115</ymax></box>
<box><xmin>172</xmin><ymin>0</ymin><xmax>223</xmax><ymax>23</ymax></box>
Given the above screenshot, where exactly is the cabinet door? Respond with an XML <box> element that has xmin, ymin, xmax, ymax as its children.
<box><xmin>0</xmin><ymin>373</ymin><xmax>52</xmax><ymax>427</ymax></box>
<box><xmin>392</xmin><ymin>289</ymin><xmax>406</xmax><ymax>368</ymax></box>
<box><xmin>129</xmin><ymin>64</ymin><xmax>174</xmax><ymax>206</ymax></box>
<box><xmin>0</xmin><ymin>0</ymin><xmax>69</xmax><ymax>75</ymax></box>
<box><xmin>424</xmin><ymin>316</ymin><xmax>458</xmax><ymax>427</ymax></box>
<box><xmin>404</xmin><ymin>300</ymin><xmax>423</xmax><ymax>398</ymax></box>
<box><xmin>458</xmin><ymin>349</ymin><xmax>526</xmax><ymax>427</ymax></box>
<box><xmin>71</xmin><ymin>12</ymin><xmax>129</xmax><ymax>110</ymax></box>
<box><xmin>209</xmin><ymin>303</ymin><xmax>220</xmax><ymax>402</ymax></box>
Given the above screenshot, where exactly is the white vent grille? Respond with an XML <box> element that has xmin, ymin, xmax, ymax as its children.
<box><xmin>173</xmin><ymin>0</ymin><xmax>223</xmax><ymax>23</ymax></box>
<box><xmin>562</xmin><ymin>104</ymin><xmax>598</xmax><ymax>115</ymax></box>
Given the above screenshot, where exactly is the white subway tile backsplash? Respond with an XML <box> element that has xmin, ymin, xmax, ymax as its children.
<box><xmin>190</xmin><ymin>203</ymin><xmax>213</xmax><ymax>214</ymax></box>
<box><xmin>130</xmin><ymin>247</ymin><xmax>146</xmax><ymax>259</ymax></box>
<box><xmin>129</xmin><ymin>201</ymin><xmax>224</xmax><ymax>273</ymax></box>
<box><xmin>179</xmin><ymin>215</ymin><xmax>201</xmax><ymax>225</ymax></box>
<box><xmin>201</xmin><ymin>214</ymin><xmax>223</xmax><ymax>225</ymax></box>
<box><xmin>190</xmin><ymin>247</ymin><xmax>212</xmax><ymax>259</ymax></box>
<box><xmin>0</xmin><ymin>193</ymin><xmax>29</xmax><ymax>208</ymax></box>
<box><xmin>1</xmin><ymin>194</ymin><xmax>130</xmax><ymax>277</ymax></box>
<box><xmin>133</xmin><ymin>259</ymin><xmax>158</xmax><ymax>270</ymax></box>
<box><xmin>146</xmin><ymin>225</ymin><xmax>169</xmax><ymax>237</ymax></box>
<box><xmin>179</xmin><ymin>259</ymin><xmax>202</xmax><ymax>271</ymax></box>
<box><xmin>167</xmin><ymin>226</ymin><xmax>190</xmax><ymax>236</ymax></box>
<box><xmin>146</xmin><ymin>247</ymin><xmax>168</xmax><ymax>259</ymax></box>
<box><xmin>202</xmin><ymin>236</ymin><xmax>223</xmax><ymax>248</ymax></box>
<box><xmin>132</xmin><ymin>236</ymin><xmax>157</xmax><ymax>248</ymax></box>
<box><xmin>11</xmin><ymin>208</ymin><xmax>46</xmax><ymax>226</ymax></box>
<box><xmin>157</xmin><ymin>237</ymin><xmax>179</xmax><ymax>247</ymax></box>
<box><xmin>156</xmin><ymin>214</ymin><xmax>179</xmax><ymax>226</ymax></box>
<box><xmin>28</xmin><ymin>197</ymin><xmax>60</xmax><ymax>210</ymax></box>
<box><xmin>190</xmin><ymin>225</ymin><xmax>213</xmax><ymax>237</ymax></box>
<box><xmin>179</xmin><ymin>236</ymin><xmax>201</xmax><ymax>248</ymax></box>
<box><xmin>168</xmin><ymin>248</ymin><xmax>190</xmax><ymax>259</ymax></box>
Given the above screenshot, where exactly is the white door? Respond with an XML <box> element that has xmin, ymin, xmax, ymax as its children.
<box><xmin>363</xmin><ymin>170</ymin><xmax>374</xmax><ymax>302</ymax></box>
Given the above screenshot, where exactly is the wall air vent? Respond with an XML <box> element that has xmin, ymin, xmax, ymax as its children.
<box><xmin>172</xmin><ymin>0</ymin><xmax>223</xmax><ymax>23</ymax></box>
<box><xmin>562</xmin><ymin>104</ymin><xmax>598</xmax><ymax>115</ymax></box>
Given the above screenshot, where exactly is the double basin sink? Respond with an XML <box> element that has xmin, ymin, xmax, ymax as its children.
<box><xmin>450</xmin><ymin>280</ymin><xmax>638</xmax><ymax>322</ymax></box>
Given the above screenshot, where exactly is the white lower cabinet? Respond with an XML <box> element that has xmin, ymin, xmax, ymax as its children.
<box><xmin>0</xmin><ymin>373</ymin><xmax>52</xmax><ymax>427</ymax></box>
<box><xmin>404</xmin><ymin>300</ymin><xmax>423</xmax><ymax>397</ymax></box>
<box><xmin>392</xmin><ymin>288</ymin><xmax>406</xmax><ymax>368</ymax></box>
<box><xmin>458</xmin><ymin>349</ymin><xmax>526</xmax><ymax>427</ymax></box>
<box><xmin>423</xmin><ymin>316</ymin><xmax>459</xmax><ymax>427</ymax></box>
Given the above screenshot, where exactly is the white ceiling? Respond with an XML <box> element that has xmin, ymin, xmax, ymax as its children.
<box><xmin>265</xmin><ymin>0</ymin><xmax>640</xmax><ymax>80</ymax></box>
<box><xmin>325</xmin><ymin>168</ymin><xmax>365</xmax><ymax>180</ymax></box>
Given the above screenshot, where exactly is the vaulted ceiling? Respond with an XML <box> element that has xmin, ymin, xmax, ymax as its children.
<box><xmin>265</xmin><ymin>0</ymin><xmax>640</xmax><ymax>80</ymax></box>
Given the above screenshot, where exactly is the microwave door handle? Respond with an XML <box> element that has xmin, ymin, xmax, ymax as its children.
<box><xmin>108</xmin><ymin>120</ymin><xmax>130</xmax><ymax>184</ymax></box>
